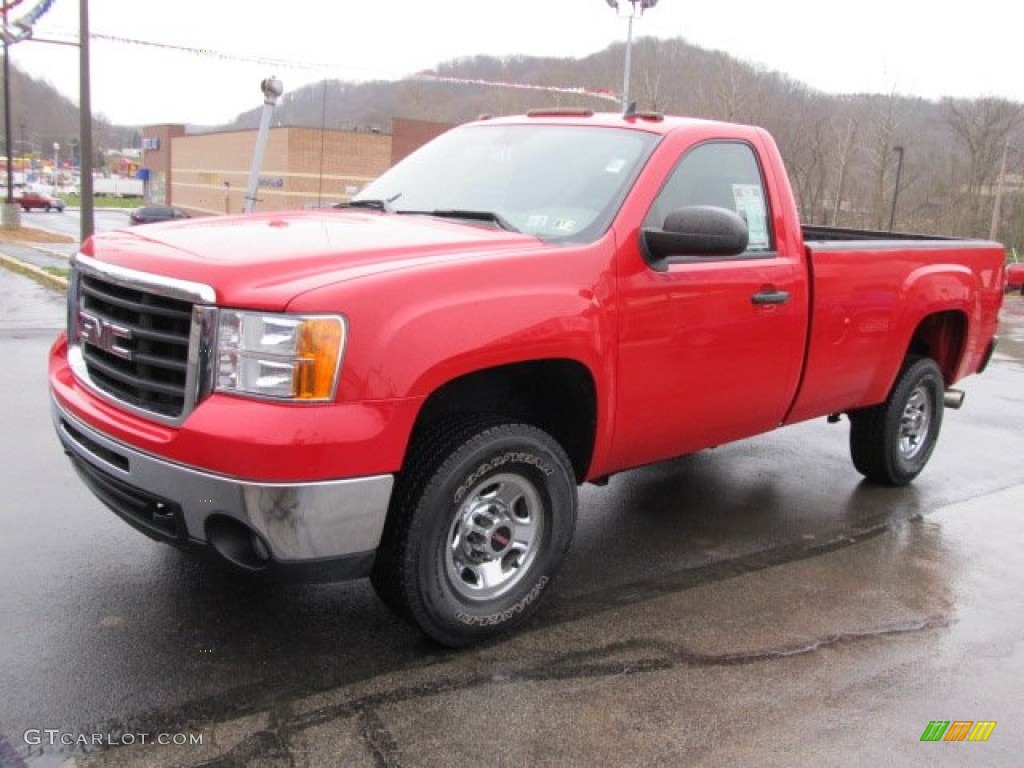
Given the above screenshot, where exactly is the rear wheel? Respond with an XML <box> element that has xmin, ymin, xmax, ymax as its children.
<box><xmin>371</xmin><ymin>420</ymin><xmax>577</xmax><ymax>646</ymax></box>
<box><xmin>849</xmin><ymin>356</ymin><xmax>944</xmax><ymax>486</ymax></box>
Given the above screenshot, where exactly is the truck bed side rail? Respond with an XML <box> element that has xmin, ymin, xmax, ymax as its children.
<box><xmin>802</xmin><ymin>225</ymin><xmax>958</xmax><ymax>243</ymax></box>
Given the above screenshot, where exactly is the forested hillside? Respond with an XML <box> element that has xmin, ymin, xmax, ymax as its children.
<box><xmin>3</xmin><ymin>65</ymin><xmax>139</xmax><ymax>167</ymax></box>
<box><xmin>8</xmin><ymin>36</ymin><xmax>1023</xmax><ymax>250</ymax></box>
<box><xmin>224</xmin><ymin>38</ymin><xmax>1023</xmax><ymax>248</ymax></box>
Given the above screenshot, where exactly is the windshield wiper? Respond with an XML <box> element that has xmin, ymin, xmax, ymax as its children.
<box><xmin>335</xmin><ymin>193</ymin><xmax>402</xmax><ymax>213</ymax></box>
<box><xmin>420</xmin><ymin>209</ymin><xmax>520</xmax><ymax>233</ymax></box>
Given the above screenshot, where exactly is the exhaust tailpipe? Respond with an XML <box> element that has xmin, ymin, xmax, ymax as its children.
<box><xmin>944</xmin><ymin>389</ymin><xmax>965</xmax><ymax>409</ymax></box>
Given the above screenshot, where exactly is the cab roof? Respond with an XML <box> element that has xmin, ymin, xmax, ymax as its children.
<box><xmin>472</xmin><ymin>110</ymin><xmax>757</xmax><ymax>138</ymax></box>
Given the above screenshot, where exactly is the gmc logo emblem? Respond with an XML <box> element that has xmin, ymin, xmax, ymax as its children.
<box><xmin>78</xmin><ymin>309</ymin><xmax>134</xmax><ymax>361</ymax></box>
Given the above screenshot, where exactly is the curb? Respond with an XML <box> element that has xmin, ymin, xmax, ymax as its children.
<box><xmin>23</xmin><ymin>241</ymin><xmax>75</xmax><ymax>261</ymax></box>
<box><xmin>0</xmin><ymin>250</ymin><xmax>68</xmax><ymax>291</ymax></box>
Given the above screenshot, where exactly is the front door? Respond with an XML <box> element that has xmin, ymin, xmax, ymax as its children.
<box><xmin>609</xmin><ymin>140</ymin><xmax>807</xmax><ymax>471</ymax></box>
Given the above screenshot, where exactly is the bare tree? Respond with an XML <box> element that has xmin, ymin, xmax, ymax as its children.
<box><xmin>858</xmin><ymin>91</ymin><xmax>908</xmax><ymax>230</ymax></box>
<box><xmin>946</xmin><ymin>97</ymin><xmax>1023</xmax><ymax>237</ymax></box>
<box><xmin>829</xmin><ymin>111</ymin><xmax>860</xmax><ymax>225</ymax></box>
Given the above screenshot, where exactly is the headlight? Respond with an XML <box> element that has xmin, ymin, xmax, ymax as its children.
<box><xmin>216</xmin><ymin>311</ymin><xmax>345</xmax><ymax>401</ymax></box>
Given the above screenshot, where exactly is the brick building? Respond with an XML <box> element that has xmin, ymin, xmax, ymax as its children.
<box><xmin>389</xmin><ymin>117</ymin><xmax>454</xmax><ymax>166</ymax></box>
<box><xmin>140</xmin><ymin>124</ymin><xmax>186</xmax><ymax>204</ymax></box>
<box><xmin>141</xmin><ymin>119</ymin><xmax>456</xmax><ymax>216</ymax></box>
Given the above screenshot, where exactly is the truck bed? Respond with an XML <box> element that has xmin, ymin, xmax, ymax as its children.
<box><xmin>785</xmin><ymin>235</ymin><xmax>1005</xmax><ymax>424</ymax></box>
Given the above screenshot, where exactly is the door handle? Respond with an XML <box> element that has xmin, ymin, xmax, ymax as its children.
<box><xmin>751</xmin><ymin>289</ymin><xmax>790</xmax><ymax>306</ymax></box>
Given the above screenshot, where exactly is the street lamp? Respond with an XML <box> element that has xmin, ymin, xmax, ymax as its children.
<box><xmin>0</xmin><ymin>0</ymin><xmax>88</xmax><ymax>236</ymax></box>
<box><xmin>53</xmin><ymin>142</ymin><xmax>60</xmax><ymax>187</ymax></box>
<box><xmin>243</xmin><ymin>76</ymin><xmax>284</xmax><ymax>214</ymax></box>
<box><xmin>605</xmin><ymin>0</ymin><xmax>659</xmax><ymax>112</ymax></box>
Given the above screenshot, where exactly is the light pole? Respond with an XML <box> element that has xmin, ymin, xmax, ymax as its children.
<box><xmin>0</xmin><ymin>0</ymin><xmax>81</xmax><ymax>233</ymax></box>
<box><xmin>243</xmin><ymin>76</ymin><xmax>283</xmax><ymax>214</ymax></box>
<box><xmin>888</xmin><ymin>145</ymin><xmax>904</xmax><ymax>231</ymax></box>
<box><xmin>2</xmin><ymin>4</ymin><xmax>17</xmax><ymax>228</ymax></box>
<box><xmin>79</xmin><ymin>0</ymin><xmax>94</xmax><ymax>240</ymax></box>
<box><xmin>605</xmin><ymin>0</ymin><xmax>659</xmax><ymax>112</ymax></box>
<box><xmin>53</xmin><ymin>141</ymin><xmax>60</xmax><ymax>186</ymax></box>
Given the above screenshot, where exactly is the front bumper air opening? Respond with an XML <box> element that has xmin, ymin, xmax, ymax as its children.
<box><xmin>206</xmin><ymin>515</ymin><xmax>272</xmax><ymax>571</ymax></box>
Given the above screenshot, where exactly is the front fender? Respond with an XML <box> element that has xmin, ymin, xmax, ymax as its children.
<box><xmin>285</xmin><ymin>240</ymin><xmax>619</xmax><ymax>458</ymax></box>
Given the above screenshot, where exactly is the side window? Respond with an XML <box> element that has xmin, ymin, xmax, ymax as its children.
<box><xmin>644</xmin><ymin>142</ymin><xmax>772</xmax><ymax>252</ymax></box>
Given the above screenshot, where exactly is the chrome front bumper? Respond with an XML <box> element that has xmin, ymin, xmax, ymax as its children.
<box><xmin>52</xmin><ymin>398</ymin><xmax>394</xmax><ymax>569</ymax></box>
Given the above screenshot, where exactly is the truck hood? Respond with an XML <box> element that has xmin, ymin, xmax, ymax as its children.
<box><xmin>86</xmin><ymin>210</ymin><xmax>546</xmax><ymax>309</ymax></box>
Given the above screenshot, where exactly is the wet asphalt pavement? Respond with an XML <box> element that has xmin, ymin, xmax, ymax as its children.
<box><xmin>1</xmin><ymin>263</ymin><xmax>1023</xmax><ymax>767</ymax></box>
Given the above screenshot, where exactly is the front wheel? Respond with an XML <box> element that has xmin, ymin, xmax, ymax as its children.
<box><xmin>849</xmin><ymin>356</ymin><xmax>945</xmax><ymax>486</ymax></box>
<box><xmin>372</xmin><ymin>421</ymin><xmax>577</xmax><ymax>646</ymax></box>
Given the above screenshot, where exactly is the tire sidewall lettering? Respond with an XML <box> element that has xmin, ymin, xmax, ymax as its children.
<box><xmin>453</xmin><ymin>450</ymin><xmax>555</xmax><ymax>505</ymax></box>
<box><xmin>381</xmin><ymin>423</ymin><xmax>577</xmax><ymax>645</ymax></box>
<box><xmin>422</xmin><ymin>431</ymin><xmax>574</xmax><ymax>639</ymax></box>
<box><xmin>454</xmin><ymin>575</ymin><xmax>550</xmax><ymax>626</ymax></box>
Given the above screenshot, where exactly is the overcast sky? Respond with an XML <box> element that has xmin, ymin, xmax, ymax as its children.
<box><xmin>7</xmin><ymin>0</ymin><xmax>1021</xmax><ymax>128</ymax></box>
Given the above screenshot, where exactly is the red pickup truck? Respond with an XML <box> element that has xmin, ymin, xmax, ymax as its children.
<box><xmin>1006</xmin><ymin>262</ymin><xmax>1024</xmax><ymax>293</ymax></box>
<box><xmin>49</xmin><ymin>111</ymin><xmax>1004</xmax><ymax>645</ymax></box>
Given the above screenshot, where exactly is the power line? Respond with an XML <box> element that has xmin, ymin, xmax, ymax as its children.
<box><xmin>92</xmin><ymin>33</ymin><xmax>328</xmax><ymax>71</ymax></box>
<box><xmin>28</xmin><ymin>27</ymin><xmax>340</xmax><ymax>71</ymax></box>
<box><xmin>30</xmin><ymin>29</ymin><xmax>619</xmax><ymax>101</ymax></box>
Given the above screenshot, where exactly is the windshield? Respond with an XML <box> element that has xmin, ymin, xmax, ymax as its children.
<box><xmin>353</xmin><ymin>123</ymin><xmax>659</xmax><ymax>242</ymax></box>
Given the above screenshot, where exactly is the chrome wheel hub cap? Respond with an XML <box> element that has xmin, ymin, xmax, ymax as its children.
<box><xmin>445</xmin><ymin>473</ymin><xmax>543</xmax><ymax>601</ymax></box>
<box><xmin>898</xmin><ymin>386</ymin><xmax>932</xmax><ymax>460</ymax></box>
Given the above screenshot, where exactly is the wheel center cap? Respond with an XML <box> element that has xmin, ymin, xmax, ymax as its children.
<box><xmin>461</xmin><ymin>502</ymin><xmax>517</xmax><ymax>560</ymax></box>
<box><xmin>490</xmin><ymin>525</ymin><xmax>512</xmax><ymax>553</ymax></box>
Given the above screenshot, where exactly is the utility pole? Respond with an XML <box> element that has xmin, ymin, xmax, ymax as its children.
<box><xmin>1</xmin><ymin>0</ymin><xmax>79</xmax><ymax>233</ymax></box>
<box><xmin>79</xmin><ymin>0</ymin><xmax>93</xmax><ymax>240</ymax></box>
<box><xmin>990</xmin><ymin>141</ymin><xmax>1011</xmax><ymax>242</ymax></box>
<box><xmin>2</xmin><ymin>5</ymin><xmax>18</xmax><ymax>229</ymax></box>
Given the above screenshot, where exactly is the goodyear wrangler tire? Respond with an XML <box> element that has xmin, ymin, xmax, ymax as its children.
<box><xmin>849</xmin><ymin>356</ymin><xmax>944</xmax><ymax>487</ymax></box>
<box><xmin>371</xmin><ymin>422</ymin><xmax>577</xmax><ymax>647</ymax></box>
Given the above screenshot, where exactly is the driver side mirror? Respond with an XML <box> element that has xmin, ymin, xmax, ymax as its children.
<box><xmin>641</xmin><ymin>205</ymin><xmax>749</xmax><ymax>264</ymax></box>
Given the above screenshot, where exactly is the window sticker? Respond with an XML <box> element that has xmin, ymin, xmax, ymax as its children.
<box><xmin>732</xmin><ymin>184</ymin><xmax>770</xmax><ymax>250</ymax></box>
<box><xmin>605</xmin><ymin>157</ymin><xmax>627</xmax><ymax>174</ymax></box>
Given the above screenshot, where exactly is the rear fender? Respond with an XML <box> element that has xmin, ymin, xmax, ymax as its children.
<box><xmin>864</xmin><ymin>265</ymin><xmax>975</xmax><ymax>401</ymax></box>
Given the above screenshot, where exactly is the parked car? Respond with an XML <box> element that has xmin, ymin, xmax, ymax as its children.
<box><xmin>1006</xmin><ymin>263</ymin><xmax>1024</xmax><ymax>294</ymax></box>
<box><xmin>129</xmin><ymin>204</ymin><xmax>190</xmax><ymax>225</ymax></box>
<box><xmin>17</xmin><ymin>190</ymin><xmax>65</xmax><ymax>212</ymax></box>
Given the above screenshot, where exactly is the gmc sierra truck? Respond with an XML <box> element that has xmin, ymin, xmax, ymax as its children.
<box><xmin>50</xmin><ymin>110</ymin><xmax>1004</xmax><ymax>645</ymax></box>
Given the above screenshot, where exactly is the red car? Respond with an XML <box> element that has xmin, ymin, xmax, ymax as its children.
<box><xmin>1006</xmin><ymin>263</ymin><xmax>1024</xmax><ymax>294</ymax></box>
<box><xmin>17</xmin><ymin>190</ymin><xmax>65</xmax><ymax>212</ymax></box>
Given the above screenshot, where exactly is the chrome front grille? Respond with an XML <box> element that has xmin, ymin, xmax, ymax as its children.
<box><xmin>78</xmin><ymin>272</ymin><xmax>193</xmax><ymax>417</ymax></box>
<box><xmin>69</xmin><ymin>254</ymin><xmax>217</xmax><ymax>425</ymax></box>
